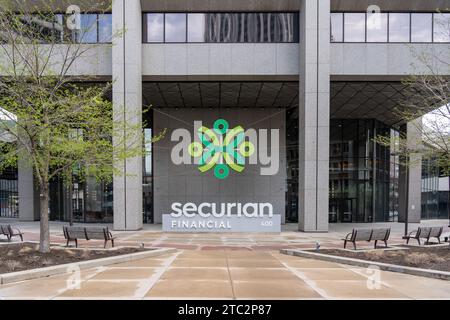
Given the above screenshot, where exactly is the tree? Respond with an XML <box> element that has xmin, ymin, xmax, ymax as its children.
<box><xmin>375</xmin><ymin>11</ymin><xmax>450</xmax><ymax>227</ymax></box>
<box><xmin>0</xmin><ymin>0</ymin><xmax>155</xmax><ymax>253</ymax></box>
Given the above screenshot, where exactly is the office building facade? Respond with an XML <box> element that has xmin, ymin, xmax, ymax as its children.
<box><xmin>6</xmin><ymin>0</ymin><xmax>450</xmax><ymax>231</ymax></box>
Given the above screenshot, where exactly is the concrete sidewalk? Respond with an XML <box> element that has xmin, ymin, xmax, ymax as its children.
<box><xmin>0</xmin><ymin>219</ymin><xmax>449</xmax><ymax>300</ymax></box>
<box><xmin>1</xmin><ymin>219</ymin><xmax>448</xmax><ymax>250</ymax></box>
<box><xmin>0</xmin><ymin>249</ymin><xmax>449</xmax><ymax>300</ymax></box>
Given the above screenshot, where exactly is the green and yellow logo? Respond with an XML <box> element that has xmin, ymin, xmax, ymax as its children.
<box><xmin>188</xmin><ymin>119</ymin><xmax>255</xmax><ymax>179</ymax></box>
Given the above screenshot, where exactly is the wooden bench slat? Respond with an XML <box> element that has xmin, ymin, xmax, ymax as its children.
<box><xmin>429</xmin><ymin>227</ymin><xmax>443</xmax><ymax>238</ymax></box>
<box><xmin>354</xmin><ymin>229</ymin><xmax>372</xmax><ymax>241</ymax></box>
<box><xmin>0</xmin><ymin>224</ymin><xmax>24</xmax><ymax>242</ymax></box>
<box><xmin>63</xmin><ymin>226</ymin><xmax>114</xmax><ymax>248</ymax></box>
<box><xmin>344</xmin><ymin>227</ymin><xmax>390</xmax><ymax>250</ymax></box>
<box><xmin>371</xmin><ymin>228</ymin><xmax>390</xmax><ymax>241</ymax></box>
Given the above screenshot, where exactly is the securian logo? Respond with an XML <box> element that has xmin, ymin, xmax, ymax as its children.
<box><xmin>171</xmin><ymin>119</ymin><xmax>279</xmax><ymax>177</ymax></box>
<box><xmin>188</xmin><ymin>119</ymin><xmax>254</xmax><ymax>179</ymax></box>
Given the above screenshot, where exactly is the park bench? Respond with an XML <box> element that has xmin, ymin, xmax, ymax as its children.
<box><xmin>405</xmin><ymin>226</ymin><xmax>443</xmax><ymax>245</ymax></box>
<box><xmin>442</xmin><ymin>232</ymin><xmax>450</xmax><ymax>243</ymax></box>
<box><xmin>343</xmin><ymin>228</ymin><xmax>391</xmax><ymax>250</ymax></box>
<box><xmin>0</xmin><ymin>224</ymin><xmax>24</xmax><ymax>242</ymax></box>
<box><xmin>63</xmin><ymin>226</ymin><xmax>116</xmax><ymax>248</ymax></box>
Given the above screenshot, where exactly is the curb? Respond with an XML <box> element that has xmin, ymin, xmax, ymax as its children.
<box><xmin>0</xmin><ymin>247</ymin><xmax>178</xmax><ymax>285</ymax></box>
<box><xmin>280</xmin><ymin>249</ymin><xmax>450</xmax><ymax>281</ymax></box>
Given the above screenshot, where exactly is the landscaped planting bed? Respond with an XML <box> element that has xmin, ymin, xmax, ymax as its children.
<box><xmin>0</xmin><ymin>243</ymin><xmax>146</xmax><ymax>274</ymax></box>
<box><xmin>319</xmin><ymin>245</ymin><xmax>450</xmax><ymax>272</ymax></box>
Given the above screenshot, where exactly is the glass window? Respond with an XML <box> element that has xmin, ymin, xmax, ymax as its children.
<box><xmin>188</xmin><ymin>13</ymin><xmax>205</xmax><ymax>42</ymax></box>
<box><xmin>98</xmin><ymin>14</ymin><xmax>112</xmax><ymax>43</ymax></box>
<box><xmin>434</xmin><ymin>13</ymin><xmax>450</xmax><ymax>42</ymax></box>
<box><xmin>279</xmin><ymin>13</ymin><xmax>299</xmax><ymax>42</ymax></box>
<box><xmin>411</xmin><ymin>13</ymin><xmax>432</xmax><ymax>42</ymax></box>
<box><xmin>389</xmin><ymin>13</ymin><xmax>410</xmax><ymax>42</ymax></box>
<box><xmin>344</xmin><ymin>13</ymin><xmax>366</xmax><ymax>42</ymax></box>
<box><xmin>331</xmin><ymin>13</ymin><xmax>343</xmax><ymax>42</ymax></box>
<box><xmin>165</xmin><ymin>13</ymin><xmax>186</xmax><ymax>42</ymax></box>
<box><xmin>146</xmin><ymin>13</ymin><xmax>164</xmax><ymax>42</ymax></box>
<box><xmin>53</xmin><ymin>14</ymin><xmax>65</xmax><ymax>43</ymax></box>
<box><xmin>367</xmin><ymin>12</ymin><xmax>387</xmax><ymax>42</ymax></box>
<box><xmin>144</xmin><ymin>12</ymin><xmax>298</xmax><ymax>43</ymax></box>
<box><xmin>78</xmin><ymin>14</ymin><xmax>97</xmax><ymax>43</ymax></box>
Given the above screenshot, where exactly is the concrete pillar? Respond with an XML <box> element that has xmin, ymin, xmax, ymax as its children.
<box><xmin>112</xmin><ymin>0</ymin><xmax>143</xmax><ymax>230</ymax></box>
<box><xmin>398</xmin><ymin>118</ymin><xmax>422</xmax><ymax>223</ymax></box>
<box><xmin>298</xmin><ymin>0</ymin><xmax>330</xmax><ymax>232</ymax></box>
<box><xmin>18</xmin><ymin>158</ymin><xmax>39</xmax><ymax>221</ymax></box>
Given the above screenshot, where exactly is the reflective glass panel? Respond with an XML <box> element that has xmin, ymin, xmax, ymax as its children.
<box><xmin>411</xmin><ymin>13</ymin><xmax>432</xmax><ymax>42</ymax></box>
<box><xmin>145</xmin><ymin>13</ymin><xmax>298</xmax><ymax>43</ymax></box>
<box><xmin>331</xmin><ymin>13</ymin><xmax>343</xmax><ymax>42</ymax></box>
<box><xmin>434</xmin><ymin>13</ymin><xmax>450</xmax><ymax>42</ymax></box>
<box><xmin>146</xmin><ymin>13</ymin><xmax>164</xmax><ymax>42</ymax></box>
<box><xmin>78</xmin><ymin>14</ymin><xmax>97</xmax><ymax>43</ymax></box>
<box><xmin>188</xmin><ymin>13</ymin><xmax>206</xmax><ymax>42</ymax></box>
<box><xmin>98</xmin><ymin>14</ymin><xmax>112</xmax><ymax>43</ymax></box>
<box><xmin>344</xmin><ymin>13</ymin><xmax>366</xmax><ymax>42</ymax></box>
<box><xmin>165</xmin><ymin>13</ymin><xmax>186</xmax><ymax>42</ymax></box>
<box><xmin>367</xmin><ymin>12</ymin><xmax>387</xmax><ymax>42</ymax></box>
<box><xmin>389</xmin><ymin>13</ymin><xmax>410</xmax><ymax>42</ymax></box>
<box><xmin>53</xmin><ymin>14</ymin><xmax>64</xmax><ymax>43</ymax></box>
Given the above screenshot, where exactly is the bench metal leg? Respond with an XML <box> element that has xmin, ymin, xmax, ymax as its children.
<box><xmin>66</xmin><ymin>239</ymin><xmax>70</xmax><ymax>247</ymax></box>
<box><xmin>374</xmin><ymin>240</ymin><xmax>378</xmax><ymax>249</ymax></box>
<box><xmin>104</xmin><ymin>240</ymin><xmax>107</xmax><ymax>249</ymax></box>
<box><xmin>6</xmin><ymin>235</ymin><xmax>11</xmax><ymax>242</ymax></box>
<box><xmin>438</xmin><ymin>237</ymin><xmax>441</xmax><ymax>244</ymax></box>
<box><xmin>417</xmin><ymin>238</ymin><xmax>421</xmax><ymax>245</ymax></box>
<box><xmin>19</xmin><ymin>234</ymin><xmax>23</xmax><ymax>242</ymax></box>
<box><xmin>384</xmin><ymin>240</ymin><xmax>388</xmax><ymax>248</ymax></box>
<box><xmin>111</xmin><ymin>239</ymin><xmax>115</xmax><ymax>248</ymax></box>
<box><xmin>344</xmin><ymin>240</ymin><xmax>347</xmax><ymax>249</ymax></box>
<box><xmin>75</xmin><ymin>239</ymin><xmax>78</xmax><ymax>248</ymax></box>
<box><xmin>353</xmin><ymin>242</ymin><xmax>357</xmax><ymax>250</ymax></box>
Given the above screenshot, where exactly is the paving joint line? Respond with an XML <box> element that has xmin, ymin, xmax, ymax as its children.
<box><xmin>269</xmin><ymin>252</ymin><xmax>329</xmax><ymax>299</ymax></box>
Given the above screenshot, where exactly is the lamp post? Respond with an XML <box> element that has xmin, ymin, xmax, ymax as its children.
<box><xmin>403</xmin><ymin>153</ymin><xmax>410</xmax><ymax>239</ymax></box>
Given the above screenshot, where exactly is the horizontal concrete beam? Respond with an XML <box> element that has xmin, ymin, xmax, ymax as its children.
<box><xmin>141</xmin><ymin>0</ymin><xmax>450</xmax><ymax>12</ymax></box>
<box><xmin>141</xmin><ymin>0</ymin><xmax>301</xmax><ymax>12</ymax></box>
<box><xmin>142</xmin><ymin>75</ymin><xmax>299</xmax><ymax>82</ymax></box>
<box><xmin>331</xmin><ymin>43</ymin><xmax>450</xmax><ymax>77</ymax></box>
<box><xmin>331</xmin><ymin>0</ymin><xmax>450</xmax><ymax>12</ymax></box>
<box><xmin>2</xmin><ymin>0</ymin><xmax>111</xmax><ymax>12</ymax></box>
<box><xmin>331</xmin><ymin>75</ymin><xmax>407</xmax><ymax>81</ymax></box>
<box><xmin>142</xmin><ymin>43</ymin><xmax>298</xmax><ymax>77</ymax></box>
<box><xmin>4</xmin><ymin>0</ymin><xmax>450</xmax><ymax>15</ymax></box>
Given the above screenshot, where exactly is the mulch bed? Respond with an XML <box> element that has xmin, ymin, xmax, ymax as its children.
<box><xmin>319</xmin><ymin>245</ymin><xmax>450</xmax><ymax>272</ymax></box>
<box><xmin>0</xmin><ymin>243</ymin><xmax>146</xmax><ymax>274</ymax></box>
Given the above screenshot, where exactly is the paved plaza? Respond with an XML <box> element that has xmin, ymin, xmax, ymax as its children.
<box><xmin>0</xmin><ymin>219</ymin><xmax>449</xmax><ymax>300</ymax></box>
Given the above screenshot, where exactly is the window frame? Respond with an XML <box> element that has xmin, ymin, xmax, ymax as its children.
<box><xmin>164</xmin><ymin>13</ymin><xmax>187</xmax><ymax>43</ymax></box>
<box><xmin>411</xmin><ymin>12</ymin><xmax>433</xmax><ymax>43</ymax></box>
<box><xmin>331</xmin><ymin>11</ymin><xmax>450</xmax><ymax>44</ymax></box>
<box><xmin>387</xmin><ymin>13</ymin><xmax>411</xmax><ymax>43</ymax></box>
<box><xmin>366</xmin><ymin>12</ymin><xmax>388</xmax><ymax>43</ymax></box>
<box><xmin>330</xmin><ymin>12</ymin><xmax>344</xmax><ymax>43</ymax></box>
<box><xmin>142</xmin><ymin>11</ymin><xmax>300</xmax><ymax>44</ymax></box>
<box><xmin>54</xmin><ymin>12</ymin><xmax>113</xmax><ymax>44</ymax></box>
<box><xmin>343</xmin><ymin>12</ymin><xmax>367</xmax><ymax>43</ymax></box>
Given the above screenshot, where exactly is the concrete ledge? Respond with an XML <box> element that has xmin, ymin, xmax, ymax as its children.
<box><xmin>281</xmin><ymin>249</ymin><xmax>450</xmax><ymax>281</ymax></box>
<box><xmin>0</xmin><ymin>247</ymin><xmax>177</xmax><ymax>285</ymax></box>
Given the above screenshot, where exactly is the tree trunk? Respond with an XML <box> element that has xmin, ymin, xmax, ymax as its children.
<box><xmin>448</xmin><ymin>176</ymin><xmax>450</xmax><ymax>227</ymax></box>
<box><xmin>39</xmin><ymin>183</ymin><xmax>50</xmax><ymax>253</ymax></box>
